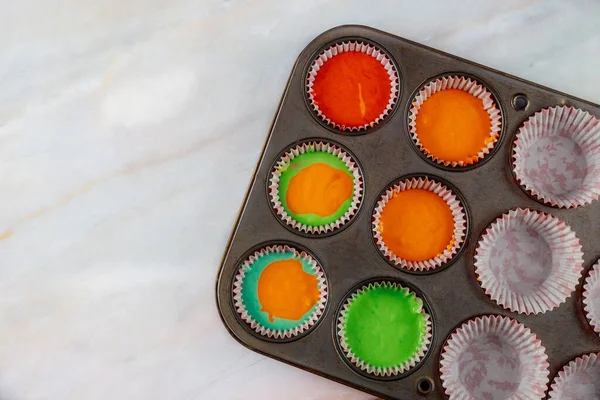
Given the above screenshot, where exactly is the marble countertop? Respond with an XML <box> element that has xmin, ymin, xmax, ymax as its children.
<box><xmin>1</xmin><ymin>1</ymin><xmax>600</xmax><ymax>399</ymax></box>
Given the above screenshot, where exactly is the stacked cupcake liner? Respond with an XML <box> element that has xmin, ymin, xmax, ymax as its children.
<box><xmin>408</xmin><ymin>75</ymin><xmax>502</xmax><ymax>167</ymax></box>
<box><xmin>232</xmin><ymin>244</ymin><xmax>328</xmax><ymax>339</ymax></box>
<box><xmin>337</xmin><ymin>281</ymin><xmax>432</xmax><ymax>377</ymax></box>
<box><xmin>306</xmin><ymin>40</ymin><xmax>399</xmax><ymax>132</ymax></box>
<box><xmin>513</xmin><ymin>105</ymin><xmax>600</xmax><ymax>208</ymax></box>
<box><xmin>583</xmin><ymin>260</ymin><xmax>600</xmax><ymax>336</ymax></box>
<box><xmin>475</xmin><ymin>208</ymin><xmax>584</xmax><ymax>315</ymax></box>
<box><xmin>547</xmin><ymin>353</ymin><xmax>600</xmax><ymax>399</ymax></box>
<box><xmin>269</xmin><ymin>140</ymin><xmax>363</xmax><ymax>234</ymax></box>
<box><xmin>440</xmin><ymin>315</ymin><xmax>549</xmax><ymax>400</ymax></box>
<box><xmin>372</xmin><ymin>176</ymin><xmax>467</xmax><ymax>271</ymax></box>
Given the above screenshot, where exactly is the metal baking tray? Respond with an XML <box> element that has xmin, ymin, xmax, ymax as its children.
<box><xmin>215</xmin><ymin>25</ymin><xmax>600</xmax><ymax>399</ymax></box>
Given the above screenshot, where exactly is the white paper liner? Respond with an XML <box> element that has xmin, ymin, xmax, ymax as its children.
<box><xmin>372</xmin><ymin>177</ymin><xmax>467</xmax><ymax>271</ymax></box>
<box><xmin>408</xmin><ymin>75</ymin><xmax>502</xmax><ymax>167</ymax></box>
<box><xmin>547</xmin><ymin>353</ymin><xmax>600</xmax><ymax>400</ymax></box>
<box><xmin>336</xmin><ymin>281</ymin><xmax>432</xmax><ymax>377</ymax></box>
<box><xmin>232</xmin><ymin>244</ymin><xmax>328</xmax><ymax>339</ymax></box>
<box><xmin>306</xmin><ymin>41</ymin><xmax>399</xmax><ymax>132</ymax></box>
<box><xmin>582</xmin><ymin>260</ymin><xmax>600</xmax><ymax>336</ymax></box>
<box><xmin>440</xmin><ymin>315</ymin><xmax>549</xmax><ymax>400</ymax></box>
<box><xmin>268</xmin><ymin>141</ymin><xmax>363</xmax><ymax>234</ymax></box>
<box><xmin>512</xmin><ymin>106</ymin><xmax>600</xmax><ymax>208</ymax></box>
<box><xmin>474</xmin><ymin>208</ymin><xmax>584</xmax><ymax>315</ymax></box>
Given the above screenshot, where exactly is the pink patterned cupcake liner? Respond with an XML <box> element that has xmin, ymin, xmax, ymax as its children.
<box><xmin>582</xmin><ymin>260</ymin><xmax>600</xmax><ymax>336</ymax></box>
<box><xmin>306</xmin><ymin>40</ymin><xmax>399</xmax><ymax>132</ymax></box>
<box><xmin>372</xmin><ymin>176</ymin><xmax>467</xmax><ymax>271</ymax></box>
<box><xmin>440</xmin><ymin>314</ymin><xmax>549</xmax><ymax>400</ymax></box>
<box><xmin>408</xmin><ymin>75</ymin><xmax>502</xmax><ymax>167</ymax></box>
<box><xmin>512</xmin><ymin>106</ymin><xmax>600</xmax><ymax>208</ymax></box>
<box><xmin>268</xmin><ymin>140</ymin><xmax>363</xmax><ymax>235</ymax></box>
<box><xmin>547</xmin><ymin>353</ymin><xmax>600</xmax><ymax>400</ymax></box>
<box><xmin>474</xmin><ymin>208</ymin><xmax>584</xmax><ymax>314</ymax></box>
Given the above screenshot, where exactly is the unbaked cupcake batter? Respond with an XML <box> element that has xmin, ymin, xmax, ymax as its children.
<box><xmin>342</xmin><ymin>283</ymin><xmax>428</xmax><ymax>367</ymax></box>
<box><xmin>257</xmin><ymin>259</ymin><xmax>320</xmax><ymax>322</ymax></box>
<box><xmin>378</xmin><ymin>188</ymin><xmax>454</xmax><ymax>261</ymax></box>
<box><xmin>286</xmin><ymin>163</ymin><xmax>353</xmax><ymax>217</ymax></box>
<box><xmin>416</xmin><ymin>89</ymin><xmax>493</xmax><ymax>164</ymax></box>
<box><xmin>277</xmin><ymin>151</ymin><xmax>356</xmax><ymax>227</ymax></box>
<box><xmin>312</xmin><ymin>52</ymin><xmax>391</xmax><ymax>127</ymax></box>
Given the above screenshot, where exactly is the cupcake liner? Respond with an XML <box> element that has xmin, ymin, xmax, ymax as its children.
<box><xmin>440</xmin><ymin>315</ymin><xmax>549</xmax><ymax>400</ymax></box>
<box><xmin>474</xmin><ymin>208</ymin><xmax>584</xmax><ymax>315</ymax></box>
<box><xmin>512</xmin><ymin>106</ymin><xmax>600</xmax><ymax>208</ymax></box>
<box><xmin>306</xmin><ymin>41</ymin><xmax>399</xmax><ymax>132</ymax></box>
<box><xmin>582</xmin><ymin>260</ymin><xmax>600</xmax><ymax>336</ymax></box>
<box><xmin>232</xmin><ymin>244</ymin><xmax>328</xmax><ymax>339</ymax></box>
<box><xmin>408</xmin><ymin>75</ymin><xmax>502</xmax><ymax>167</ymax></box>
<box><xmin>547</xmin><ymin>353</ymin><xmax>600</xmax><ymax>400</ymax></box>
<box><xmin>337</xmin><ymin>281</ymin><xmax>432</xmax><ymax>377</ymax></box>
<box><xmin>268</xmin><ymin>141</ymin><xmax>363</xmax><ymax>234</ymax></box>
<box><xmin>372</xmin><ymin>176</ymin><xmax>467</xmax><ymax>271</ymax></box>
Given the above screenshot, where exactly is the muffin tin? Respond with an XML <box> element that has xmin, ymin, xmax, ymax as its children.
<box><xmin>216</xmin><ymin>25</ymin><xmax>600</xmax><ymax>399</ymax></box>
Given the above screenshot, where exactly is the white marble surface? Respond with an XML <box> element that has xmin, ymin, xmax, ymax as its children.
<box><xmin>1</xmin><ymin>1</ymin><xmax>600</xmax><ymax>399</ymax></box>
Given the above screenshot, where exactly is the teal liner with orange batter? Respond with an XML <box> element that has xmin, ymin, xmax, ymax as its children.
<box><xmin>233</xmin><ymin>244</ymin><xmax>328</xmax><ymax>339</ymax></box>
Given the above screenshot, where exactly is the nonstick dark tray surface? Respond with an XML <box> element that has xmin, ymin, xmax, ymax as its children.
<box><xmin>216</xmin><ymin>25</ymin><xmax>600</xmax><ymax>399</ymax></box>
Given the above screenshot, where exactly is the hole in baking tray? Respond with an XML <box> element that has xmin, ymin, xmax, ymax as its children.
<box><xmin>417</xmin><ymin>377</ymin><xmax>434</xmax><ymax>395</ymax></box>
<box><xmin>512</xmin><ymin>94</ymin><xmax>529</xmax><ymax>111</ymax></box>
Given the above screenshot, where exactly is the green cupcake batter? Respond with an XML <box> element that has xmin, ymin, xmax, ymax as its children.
<box><xmin>277</xmin><ymin>151</ymin><xmax>354</xmax><ymax>226</ymax></box>
<box><xmin>342</xmin><ymin>283</ymin><xmax>428</xmax><ymax>368</ymax></box>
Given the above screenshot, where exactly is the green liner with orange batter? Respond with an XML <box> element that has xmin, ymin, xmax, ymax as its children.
<box><xmin>269</xmin><ymin>141</ymin><xmax>363</xmax><ymax>234</ymax></box>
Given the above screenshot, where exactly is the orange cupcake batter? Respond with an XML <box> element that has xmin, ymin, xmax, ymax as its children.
<box><xmin>257</xmin><ymin>259</ymin><xmax>321</xmax><ymax>322</ymax></box>
<box><xmin>378</xmin><ymin>189</ymin><xmax>454</xmax><ymax>262</ymax></box>
<box><xmin>286</xmin><ymin>163</ymin><xmax>353</xmax><ymax>217</ymax></box>
<box><xmin>415</xmin><ymin>89</ymin><xmax>494</xmax><ymax>164</ymax></box>
<box><xmin>312</xmin><ymin>52</ymin><xmax>391</xmax><ymax>127</ymax></box>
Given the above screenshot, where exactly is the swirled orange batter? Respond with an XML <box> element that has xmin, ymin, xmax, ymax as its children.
<box><xmin>312</xmin><ymin>52</ymin><xmax>391</xmax><ymax>127</ymax></box>
<box><xmin>286</xmin><ymin>163</ymin><xmax>353</xmax><ymax>217</ymax></box>
<box><xmin>415</xmin><ymin>89</ymin><xmax>494</xmax><ymax>164</ymax></box>
<box><xmin>257</xmin><ymin>259</ymin><xmax>320</xmax><ymax>322</ymax></box>
<box><xmin>378</xmin><ymin>189</ymin><xmax>454</xmax><ymax>261</ymax></box>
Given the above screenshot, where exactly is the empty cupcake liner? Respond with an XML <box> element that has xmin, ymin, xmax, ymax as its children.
<box><xmin>474</xmin><ymin>208</ymin><xmax>584</xmax><ymax>315</ymax></box>
<box><xmin>268</xmin><ymin>140</ymin><xmax>363</xmax><ymax>234</ymax></box>
<box><xmin>337</xmin><ymin>281</ymin><xmax>432</xmax><ymax>377</ymax></box>
<box><xmin>547</xmin><ymin>353</ymin><xmax>600</xmax><ymax>400</ymax></box>
<box><xmin>372</xmin><ymin>176</ymin><xmax>467</xmax><ymax>271</ymax></box>
<box><xmin>306</xmin><ymin>40</ymin><xmax>399</xmax><ymax>132</ymax></box>
<box><xmin>512</xmin><ymin>106</ymin><xmax>600</xmax><ymax>208</ymax></box>
<box><xmin>440</xmin><ymin>314</ymin><xmax>549</xmax><ymax>400</ymax></box>
<box><xmin>582</xmin><ymin>260</ymin><xmax>600</xmax><ymax>336</ymax></box>
<box><xmin>408</xmin><ymin>75</ymin><xmax>502</xmax><ymax>167</ymax></box>
<box><xmin>232</xmin><ymin>244</ymin><xmax>328</xmax><ymax>339</ymax></box>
